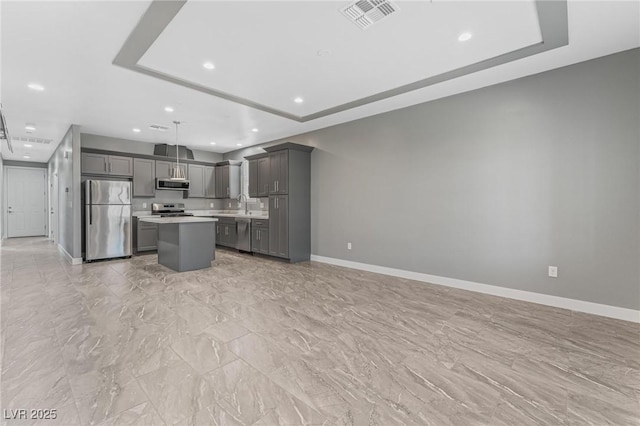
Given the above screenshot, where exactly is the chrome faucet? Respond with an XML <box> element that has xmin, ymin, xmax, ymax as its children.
<box><xmin>237</xmin><ymin>194</ymin><xmax>249</xmax><ymax>215</ymax></box>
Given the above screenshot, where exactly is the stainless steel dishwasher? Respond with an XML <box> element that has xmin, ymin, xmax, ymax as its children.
<box><xmin>235</xmin><ymin>218</ymin><xmax>252</xmax><ymax>252</ymax></box>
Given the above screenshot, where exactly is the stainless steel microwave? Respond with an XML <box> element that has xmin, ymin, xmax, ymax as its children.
<box><xmin>156</xmin><ymin>178</ymin><xmax>190</xmax><ymax>191</ymax></box>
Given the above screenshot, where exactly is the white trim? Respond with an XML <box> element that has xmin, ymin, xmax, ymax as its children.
<box><xmin>57</xmin><ymin>243</ymin><xmax>82</xmax><ymax>265</ymax></box>
<box><xmin>310</xmin><ymin>255</ymin><xmax>640</xmax><ymax>324</ymax></box>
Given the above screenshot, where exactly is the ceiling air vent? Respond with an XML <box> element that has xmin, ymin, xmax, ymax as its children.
<box><xmin>12</xmin><ymin>136</ymin><xmax>52</xmax><ymax>145</ymax></box>
<box><xmin>149</xmin><ymin>124</ymin><xmax>170</xmax><ymax>132</ymax></box>
<box><xmin>341</xmin><ymin>0</ymin><xmax>399</xmax><ymax>30</ymax></box>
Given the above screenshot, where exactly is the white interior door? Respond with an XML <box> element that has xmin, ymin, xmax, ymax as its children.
<box><xmin>6</xmin><ymin>167</ymin><xmax>46</xmax><ymax>238</ymax></box>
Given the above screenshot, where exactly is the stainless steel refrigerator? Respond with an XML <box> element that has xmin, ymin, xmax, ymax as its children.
<box><xmin>84</xmin><ymin>179</ymin><xmax>132</xmax><ymax>261</ymax></box>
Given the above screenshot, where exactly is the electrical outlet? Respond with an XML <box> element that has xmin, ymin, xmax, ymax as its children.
<box><xmin>347</xmin><ymin>242</ymin><xmax>352</xmax><ymax>250</ymax></box>
<box><xmin>260</xmin><ymin>203</ymin><xmax>264</xmax><ymax>208</ymax></box>
<box><xmin>548</xmin><ymin>266</ymin><xmax>558</xmax><ymax>278</ymax></box>
<box><xmin>210</xmin><ymin>203</ymin><xmax>214</xmax><ymax>208</ymax></box>
<box><xmin>228</xmin><ymin>202</ymin><xmax>232</xmax><ymax>208</ymax></box>
<box><xmin>142</xmin><ymin>203</ymin><xmax>147</xmax><ymax>209</ymax></box>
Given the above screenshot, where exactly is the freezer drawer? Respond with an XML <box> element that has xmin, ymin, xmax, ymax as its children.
<box><xmin>85</xmin><ymin>204</ymin><xmax>132</xmax><ymax>260</ymax></box>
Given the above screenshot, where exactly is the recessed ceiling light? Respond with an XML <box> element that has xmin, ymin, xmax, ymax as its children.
<box><xmin>132</xmin><ymin>128</ymin><xmax>141</xmax><ymax>133</ymax></box>
<box><xmin>25</xmin><ymin>124</ymin><xmax>36</xmax><ymax>132</ymax></box>
<box><xmin>27</xmin><ymin>83</ymin><xmax>44</xmax><ymax>91</ymax></box>
<box><xmin>251</xmin><ymin>128</ymin><xmax>258</xmax><ymax>133</ymax></box>
<box><xmin>236</xmin><ymin>143</ymin><xmax>243</xmax><ymax>147</ymax></box>
<box><xmin>24</xmin><ymin>144</ymin><xmax>33</xmax><ymax>148</ymax></box>
<box><xmin>203</xmin><ymin>62</ymin><xmax>215</xmax><ymax>70</ymax></box>
<box><xmin>294</xmin><ymin>97</ymin><xmax>304</xmax><ymax>104</ymax></box>
<box><xmin>210</xmin><ymin>142</ymin><xmax>216</xmax><ymax>145</ymax></box>
<box><xmin>164</xmin><ymin>106</ymin><xmax>174</xmax><ymax>112</ymax></box>
<box><xmin>317</xmin><ymin>49</ymin><xmax>332</xmax><ymax>57</ymax></box>
<box><xmin>458</xmin><ymin>32</ymin><xmax>472</xmax><ymax>42</ymax></box>
<box><xmin>23</xmin><ymin>155</ymin><xmax>30</xmax><ymax>159</ymax></box>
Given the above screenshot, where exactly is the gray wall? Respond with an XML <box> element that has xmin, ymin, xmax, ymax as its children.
<box><xmin>48</xmin><ymin>125</ymin><xmax>82</xmax><ymax>258</ymax></box>
<box><xmin>81</xmin><ymin>133</ymin><xmax>223</xmax><ymax>163</ymax></box>
<box><xmin>225</xmin><ymin>48</ymin><xmax>640</xmax><ymax>310</ymax></box>
<box><xmin>0</xmin><ymin>153</ymin><xmax>3</xmax><ymax>239</ymax></box>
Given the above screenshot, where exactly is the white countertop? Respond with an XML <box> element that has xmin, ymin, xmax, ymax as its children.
<box><xmin>139</xmin><ymin>216</ymin><xmax>218</xmax><ymax>224</ymax></box>
<box><xmin>132</xmin><ymin>210</ymin><xmax>268</xmax><ymax>219</ymax></box>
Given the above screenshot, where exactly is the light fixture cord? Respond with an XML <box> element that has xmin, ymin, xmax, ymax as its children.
<box><xmin>174</xmin><ymin>121</ymin><xmax>180</xmax><ymax>167</ymax></box>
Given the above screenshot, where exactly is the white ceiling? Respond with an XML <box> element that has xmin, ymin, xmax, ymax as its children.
<box><xmin>1</xmin><ymin>1</ymin><xmax>639</xmax><ymax>163</ymax></box>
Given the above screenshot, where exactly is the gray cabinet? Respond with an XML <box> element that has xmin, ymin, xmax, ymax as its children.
<box><xmin>258</xmin><ymin>157</ymin><xmax>270</xmax><ymax>197</ymax></box>
<box><xmin>252</xmin><ymin>219</ymin><xmax>269</xmax><ymax>254</ymax></box>
<box><xmin>263</xmin><ymin>143</ymin><xmax>313</xmax><ymax>262</ymax></box>
<box><xmin>214</xmin><ymin>163</ymin><xmax>240</xmax><ymax>199</ymax></box>
<box><xmin>109</xmin><ymin>155</ymin><xmax>134</xmax><ymax>176</ymax></box>
<box><xmin>247</xmin><ymin>154</ymin><xmax>270</xmax><ymax>198</ymax></box>
<box><xmin>269</xmin><ymin>150</ymin><xmax>288</xmax><ymax>194</ymax></box>
<box><xmin>133</xmin><ymin>158</ymin><xmax>155</xmax><ymax>197</ymax></box>
<box><xmin>82</xmin><ymin>153</ymin><xmax>108</xmax><ymax>175</ymax></box>
<box><xmin>188</xmin><ymin>164</ymin><xmax>205</xmax><ymax>198</ymax></box>
<box><xmin>269</xmin><ymin>195</ymin><xmax>288</xmax><ymax>258</ymax></box>
<box><xmin>216</xmin><ymin>217</ymin><xmax>237</xmax><ymax>248</ymax></box>
<box><xmin>136</xmin><ymin>219</ymin><xmax>157</xmax><ymax>252</ymax></box>
<box><xmin>156</xmin><ymin>160</ymin><xmax>188</xmax><ymax>180</ymax></box>
<box><xmin>82</xmin><ymin>153</ymin><xmax>133</xmax><ymax>176</ymax></box>
<box><xmin>204</xmin><ymin>166</ymin><xmax>216</xmax><ymax>198</ymax></box>
<box><xmin>248</xmin><ymin>160</ymin><xmax>258</xmax><ymax>198</ymax></box>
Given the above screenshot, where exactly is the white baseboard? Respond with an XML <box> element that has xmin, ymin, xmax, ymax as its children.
<box><xmin>57</xmin><ymin>244</ymin><xmax>83</xmax><ymax>265</ymax></box>
<box><xmin>310</xmin><ymin>255</ymin><xmax>640</xmax><ymax>324</ymax></box>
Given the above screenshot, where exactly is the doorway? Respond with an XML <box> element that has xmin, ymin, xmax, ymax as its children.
<box><xmin>5</xmin><ymin>167</ymin><xmax>47</xmax><ymax>238</ymax></box>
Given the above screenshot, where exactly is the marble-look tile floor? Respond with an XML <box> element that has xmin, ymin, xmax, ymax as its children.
<box><xmin>1</xmin><ymin>238</ymin><xmax>639</xmax><ymax>425</ymax></box>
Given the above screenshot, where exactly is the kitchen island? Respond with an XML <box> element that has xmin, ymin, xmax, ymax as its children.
<box><xmin>139</xmin><ymin>216</ymin><xmax>218</xmax><ymax>272</ymax></box>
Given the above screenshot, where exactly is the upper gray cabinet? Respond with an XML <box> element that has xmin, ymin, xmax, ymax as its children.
<box><xmin>156</xmin><ymin>160</ymin><xmax>188</xmax><ymax>180</ymax></box>
<box><xmin>82</xmin><ymin>153</ymin><xmax>133</xmax><ymax>177</ymax></box>
<box><xmin>109</xmin><ymin>155</ymin><xmax>134</xmax><ymax>176</ymax></box>
<box><xmin>268</xmin><ymin>150</ymin><xmax>288</xmax><ymax>194</ymax></box>
<box><xmin>188</xmin><ymin>164</ymin><xmax>205</xmax><ymax>198</ymax></box>
<box><xmin>246</xmin><ymin>153</ymin><xmax>270</xmax><ymax>198</ymax></box>
<box><xmin>204</xmin><ymin>166</ymin><xmax>215</xmax><ymax>198</ymax></box>
<box><xmin>248</xmin><ymin>160</ymin><xmax>258</xmax><ymax>198</ymax></box>
<box><xmin>133</xmin><ymin>158</ymin><xmax>155</xmax><ymax>197</ymax></box>
<box><xmin>214</xmin><ymin>162</ymin><xmax>240</xmax><ymax>199</ymax></box>
<box><xmin>82</xmin><ymin>153</ymin><xmax>108</xmax><ymax>175</ymax></box>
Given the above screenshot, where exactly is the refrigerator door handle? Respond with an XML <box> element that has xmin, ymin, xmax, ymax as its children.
<box><xmin>89</xmin><ymin>181</ymin><xmax>93</xmax><ymax>225</ymax></box>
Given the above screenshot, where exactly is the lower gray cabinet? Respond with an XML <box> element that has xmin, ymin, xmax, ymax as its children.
<box><xmin>252</xmin><ymin>219</ymin><xmax>269</xmax><ymax>254</ymax></box>
<box><xmin>215</xmin><ymin>217</ymin><xmax>237</xmax><ymax>248</ymax></box>
<box><xmin>269</xmin><ymin>195</ymin><xmax>288</xmax><ymax>258</ymax></box>
<box><xmin>136</xmin><ymin>219</ymin><xmax>158</xmax><ymax>252</ymax></box>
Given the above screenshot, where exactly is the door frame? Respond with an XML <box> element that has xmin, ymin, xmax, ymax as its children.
<box><xmin>3</xmin><ymin>165</ymin><xmax>48</xmax><ymax>238</ymax></box>
<box><xmin>49</xmin><ymin>170</ymin><xmax>59</xmax><ymax>243</ymax></box>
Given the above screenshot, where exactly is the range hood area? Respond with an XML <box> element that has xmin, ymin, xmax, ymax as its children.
<box><xmin>153</xmin><ymin>143</ymin><xmax>194</xmax><ymax>160</ymax></box>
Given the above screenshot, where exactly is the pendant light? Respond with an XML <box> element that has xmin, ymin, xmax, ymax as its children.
<box><xmin>170</xmin><ymin>120</ymin><xmax>186</xmax><ymax>180</ymax></box>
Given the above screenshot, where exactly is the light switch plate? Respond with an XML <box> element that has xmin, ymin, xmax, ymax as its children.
<box><xmin>142</xmin><ymin>203</ymin><xmax>147</xmax><ymax>209</ymax></box>
<box><xmin>548</xmin><ymin>266</ymin><xmax>558</xmax><ymax>278</ymax></box>
<box><xmin>210</xmin><ymin>203</ymin><xmax>214</xmax><ymax>208</ymax></box>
